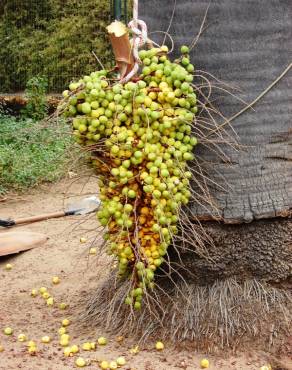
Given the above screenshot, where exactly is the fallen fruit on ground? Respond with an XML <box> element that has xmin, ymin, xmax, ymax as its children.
<box><xmin>75</xmin><ymin>357</ymin><xmax>87</xmax><ymax>367</ymax></box>
<box><xmin>200</xmin><ymin>358</ymin><xmax>209</xmax><ymax>368</ymax></box>
<box><xmin>100</xmin><ymin>361</ymin><xmax>109</xmax><ymax>369</ymax></box>
<box><xmin>89</xmin><ymin>247</ymin><xmax>97</xmax><ymax>255</ymax></box>
<box><xmin>116</xmin><ymin>356</ymin><xmax>126</xmax><ymax>366</ymax></box>
<box><xmin>62</xmin><ymin>318</ymin><xmax>70</xmax><ymax>327</ymax></box>
<box><xmin>5</xmin><ymin>263</ymin><xmax>13</xmax><ymax>270</ymax></box>
<box><xmin>31</xmin><ymin>289</ymin><xmax>38</xmax><ymax>297</ymax></box>
<box><xmin>18</xmin><ymin>333</ymin><xmax>27</xmax><ymax>342</ymax></box>
<box><xmin>80</xmin><ymin>237</ymin><xmax>87</xmax><ymax>243</ymax></box>
<box><xmin>3</xmin><ymin>327</ymin><xmax>13</xmax><ymax>335</ymax></box>
<box><xmin>109</xmin><ymin>361</ymin><xmax>118</xmax><ymax>369</ymax></box>
<box><xmin>39</xmin><ymin>287</ymin><xmax>47</xmax><ymax>294</ymax></box>
<box><xmin>155</xmin><ymin>341</ymin><xmax>164</xmax><ymax>350</ymax></box>
<box><xmin>46</xmin><ymin>297</ymin><xmax>54</xmax><ymax>306</ymax></box>
<box><xmin>41</xmin><ymin>336</ymin><xmax>51</xmax><ymax>343</ymax></box>
<box><xmin>52</xmin><ymin>276</ymin><xmax>60</xmax><ymax>284</ymax></box>
<box><xmin>59</xmin><ymin>302</ymin><xmax>68</xmax><ymax>310</ymax></box>
<box><xmin>82</xmin><ymin>342</ymin><xmax>92</xmax><ymax>351</ymax></box>
<box><xmin>97</xmin><ymin>336</ymin><xmax>107</xmax><ymax>345</ymax></box>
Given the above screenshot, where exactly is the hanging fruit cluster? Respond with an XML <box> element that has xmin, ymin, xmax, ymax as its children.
<box><xmin>63</xmin><ymin>45</ymin><xmax>197</xmax><ymax>309</ymax></box>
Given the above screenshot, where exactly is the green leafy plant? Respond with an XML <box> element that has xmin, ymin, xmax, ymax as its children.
<box><xmin>0</xmin><ymin>113</ymin><xmax>74</xmax><ymax>194</ymax></box>
<box><xmin>22</xmin><ymin>76</ymin><xmax>48</xmax><ymax>120</ymax></box>
<box><xmin>0</xmin><ymin>0</ymin><xmax>113</xmax><ymax>92</ymax></box>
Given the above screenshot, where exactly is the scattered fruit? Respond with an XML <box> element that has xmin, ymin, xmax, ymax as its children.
<box><xmin>41</xmin><ymin>336</ymin><xmax>51</xmax><ymax>343</ymax></box>
<box><xmin>90</xmin><ymin>342</ymin><xmax>96</xmax><ymax>350</ymax></box>
<box><xmin>46</xmin><ymin>297</ymin><xmax>54</xmax><ymax>306</ymax></box>
<box><xmin>28</xmin><ymin>346</ymin><xmax>37</xmax><ymax>355</ymax></box>
<box><xmin>18</xmin><ymin>333</ymin><xmax>27</xmax><ymax>342</ymax></box>
<box><xmin>82</xmin><ymin>342</ymin><xmax>92</xmax><ymax>351</ymax></box>
<box><xmin>31</xmin><ymin>289</ymin><xmax>38</xmax><ymax>297</ymax></box>
<box><xmin>64</xmin><ymin>346</ymin><xmax>72</xmax><ymax>357</ymax></box>
<box><xmin>109</xmin><ymin>361</ymin><xmax>118</xmax><ymax>369</ymax></box>
<box><xmin>62</xmin><ymin>319</ymin><xmax>70</xmax><ymax>327</ymax></box>
<box><xmin>129</xmin><ymin>345</ymin><xmax>139</xmax><ymax>355</ymax></box>
<box><xmin>39</xmin><ymin>287</ymin><xmax>47</xmax><ymax>294</ymax></box>
<box><xmin>89</xmin><ymin>247</ymin><xmax>97</xmax><ymax>255</ymax></box>
<box><xmin>260</xmin><ymin>366</ymin><xmax>272</xmax><ymax>370</ymax></box>
<box><xmin>116</xmin><ymin>357</ymin><xmax>126</xmax><ymax>366</ymax></box>
<box><xmin>80</xmin><ymin>237</ymin><xmax>87</xmax><ymax>243</ymax></box>
<box><xmin>100</xmin><ymin>361</ymin><xmax>109</xmax><ymax>370</ymax></box>
<box><xmin>97</xmin><ymin>336</ymin><xmax>107</xmax><ymax>345</ymax></box>
<box><xmin>58</xmin><ymin>327</ymin><xmax>67</xmax><ymax>335</ymax></box>
<box><xmin>75</xmin><ymin>357</ymin><xmax>87</xmax><ymax>367</ymax></box>
<box><xmin>5</xmin><ymin>263</ymin><xmax>13</xmax><ymax>270</ymax></box>
<box><xmin>3</xmin><ymin>327</ymin><xmax>13</xmax><ymax>335</ymax></box>
<box><xmin>27</xmin><ymin>340</ymin><xmax>36</xmax><ymax>347</ymax></box>
<box><xmin>200</xmin><ymin>358</ymin><xmax>209</xmax><ymax>368</ymax></box>
<box><xmin>42</xmin><ymin>292</ymin><xmax>50</xmax><ymax>299</ymax></box>
<box><xmin>59</xmin><ymin>302</ymin><xmax>68</xmax><ymax>310</ymax></box>
<box><xmin>52</xmin><ymin>276</ymin><xmax>60</xmax><ymax>284</ymax></box>
<box><xmin>71</xmin><ymin>344</ymin><xmax>79</xmax><ymax>354</ymax></box>
<box><xmin>155</xmin><ymin>341</ymin><xmax>164</xmax><ymax>350</ymax></box>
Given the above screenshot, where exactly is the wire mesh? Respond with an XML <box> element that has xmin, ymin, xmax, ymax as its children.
<box><xmin>0</xmin><ymin>0</ymin><xmax>130</xmax><ymax>93</ymax></box>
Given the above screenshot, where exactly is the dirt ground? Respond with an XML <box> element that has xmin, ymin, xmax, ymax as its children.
<box><xmin>0</xmin><ymin>177</ymin><xmax>285</xmax><ymax>370</ymax></box>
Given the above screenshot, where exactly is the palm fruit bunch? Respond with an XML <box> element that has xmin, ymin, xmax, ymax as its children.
<box><xmin>63</xmin><ymin>45</ymin><xmax>197</xmax><ymax>309</ymax></box>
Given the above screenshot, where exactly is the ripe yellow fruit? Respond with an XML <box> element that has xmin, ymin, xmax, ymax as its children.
<box><xmin>100</xmin><ymin>361</ymin><xmax>109</xmax><ymax>369</ymax></box>
<box><xmin>60</xmin><ymin>339</ymin><xmax>69</xmax><ymax>347</ymax></box>
<box><xmin>31</xmin><ymin>289</ymin><xmax>38</xmax><ymax>297</ymax></box>
<box><xmin>59</xmin><ymin>302</ymin><xmax>68</xmax><ymax>310</ymax></box>
<box><xmin>41</xmin><ymin>336</ymin><xmax>51</xmax><ymax>343</ymax></box>
<box><xmin>27</xmin><ymin>340</ymin><xmax>36</xmax><ymax>347</ymax></box>
<box><xmin>90</xmin><ymin>342</ymin><xmax>96</xmax><ymax>350</ymax></box>
<box><xmin>52</xmin><ymin>276</ymin><xmax>60</xmax><ymax>284</ymax></box>
<box><xmin>64</xmin><ymin>346</ymin><xmax>72</xmax><ymax>357</ymax></box>
<box><xmin>116</xmin><ymin>357</ymin><xmax>126</xmax><ymax>366</ymax></box>
<box><xmin>39</xmin><ymin>287</ymin><xmax>47</xmax><ymax>294</ymax></box>
<box><xmin>3</xmin><ymin>327</ymin><xmax>13</xmax><ymax>335</ymax></box>
<box><xmin>200</xmin><ymin>358</ymin><xmax>209</xmax><ymax>368</ymax></box>
<box><xmin>155</xmin><ymin>341</ymin><xmax>164</xmax><ymax>350</ymax></box>
<box><xmin>5</xmin><ymin>263</ymin><xmax>13</xmax><ymax>270</ymax></box>
<box><xmin>109</xmin><ymin>361</ymin><xmax>118</xmax><ymax>369</ymax></box>
<box><xmin>62</xmin><ymin>319</ymin><xmax>70</xmax><ymax>327</ymax></box>
<box><xmin>60</xmin><ymin>334</ymin><xmax>70</xmax><ymax>347</ymax></box>
<box><xmin>42</xmin><ymin>292</ymin><xmax>51</xmax><ymax>299</ymax></box>
<box><xmin>129</xmin><ymin>345</ymin><xmax>139</xmax><ymax>354</ymax></box>
<box><xmin>71</xmin><ymin>344</ymin><xmax>79</xmax><ymax>353</ymax></box>
<box><xmin>47</xmin><ymin>297</ymin><xmax>54</xmax><ymax>306</ymax></box>
<box><xmin>89</xmin><ymin>247</ymin><xmax>97</xmax><ymax>255</ymax></box>
<box><xmin>75</xmin><ymin>357</ymin><xmax>87</xmax><ymax>367</ymax></box>
<box><xmin>58</xmin><ymin>327</ymin><xmax>67</xmax><ymax>335</ymax></box>
<box><xmin>260</xmin><ymin>366</ymin><xmax>272</xmax><ymax>370</ymax></box>
<box><xmin>97</xmin><ymin>336</ymin><xmax>107</xmax><ymax>345</ymax></box>
<box><xmin>82</xmin><ymin>342</ymin><xmax>91</xmax><ymax>351</ymax></box>
<box><xmin>28</xmin><ymin>346</ymin><xmax>37</xmax><ymax>355</ymax></box>
<box><xmin>18</xmin><ymin>333</ymin><xmax>27</xmax><ymax>342</ymax></box>
<box><xmin>80</xmin><ymin>237</ymin><xmax>87</xmax><ymax>243</ymax></box>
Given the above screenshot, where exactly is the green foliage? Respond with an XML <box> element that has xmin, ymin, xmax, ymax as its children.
<box><xmin>0</xmin><ymin>114</ymin><xmax>73</xmax><ymax>194</ymax></box>
<box><xmin>22</xmin><ymin>76</ymin><xmax>48</xmax><ymax>120</ymax></box>
<box><xmin>0</xmin><ymin>0</ymin><xmax>114</xmax><ymax>92</ymax></box>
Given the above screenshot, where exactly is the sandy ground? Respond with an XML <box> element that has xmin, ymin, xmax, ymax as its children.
<box><xmin>0</xmin><ymin>177</ymin><xmax>285</xmax><ymax>370</ymax></box>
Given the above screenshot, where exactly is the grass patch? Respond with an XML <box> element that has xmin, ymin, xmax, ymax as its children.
<box><xmin>0</xmin><ymin>114</ymin><xmax>74</xmax><ymax>194</ymax></box>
